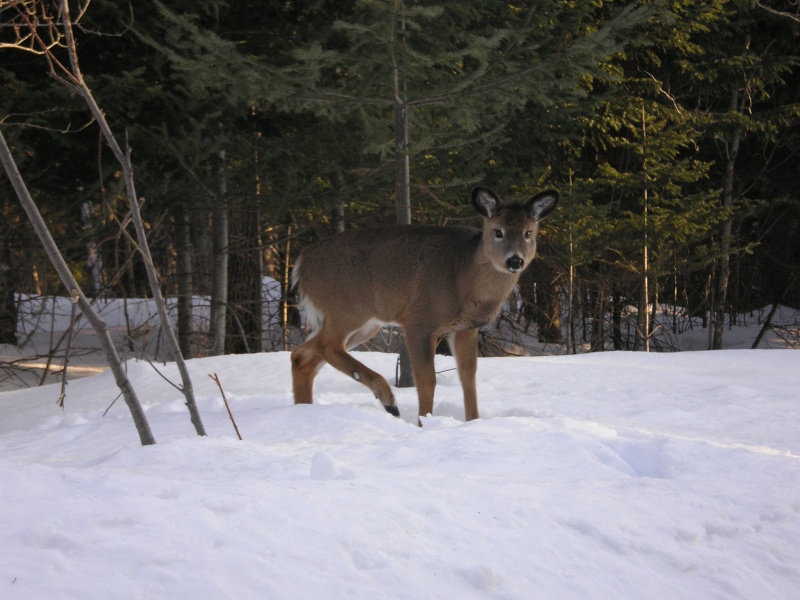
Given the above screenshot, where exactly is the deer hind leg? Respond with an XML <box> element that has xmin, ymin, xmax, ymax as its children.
<box><xmin>404</xmin><ymin>329</ymin><xmax>437</xmax><ymax>425</ymax></box>
<box><xmin>291</xmin><ymin>341</ymin><xmax>325</xmax><ymax>405</ymax></box>
<box><xmin>314</xmin><ymin>323</ymin><xmax>398</xmax><ymax>414</ymax></box>
<box><xmin>450</xmin><ymin>328</ymin><xmax>480</xmax><ymax>421</ymax></box>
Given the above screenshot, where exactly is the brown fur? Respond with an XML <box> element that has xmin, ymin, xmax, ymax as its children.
<box><xmin>291</xmin><ymin>187</ymin><xmax>558</xmax><ymax>424</ymax></box>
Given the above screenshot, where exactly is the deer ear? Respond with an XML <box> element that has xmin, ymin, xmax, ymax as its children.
<box><xmin>526</xmin><ymin>190</ymin><xmax>559</xmax><ymax>222</ymax></box>
<box><xmin>472</xmin><ymin>187</ymin><xmax>501</xmax><ymax>219</ymax></box>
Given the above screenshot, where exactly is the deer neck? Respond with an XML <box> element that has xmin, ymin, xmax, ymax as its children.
<box><xmin>476</xmin><ymin>257</ymin><xmax>519</xmax><ymax>296</ymax></box>
<box><xmin>457</xmin><ymin>252</ymin><xmax>520</xmax><ymax>322</ymax></box>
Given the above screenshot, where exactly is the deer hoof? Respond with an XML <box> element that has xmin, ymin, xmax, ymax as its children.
<box><xmin>384</xmin><ymin>405</ymin><xmax>400</xmax><ymax>418</ymax></box>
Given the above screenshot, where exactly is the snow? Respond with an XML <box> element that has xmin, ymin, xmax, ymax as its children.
<box><xmin>2</xmin><ymin>320</ymin><xmax>800</xmax><ymax>598</ymax></box>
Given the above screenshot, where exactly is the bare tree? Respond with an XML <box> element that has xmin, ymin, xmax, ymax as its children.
<box><xmin>2</xmin><ymin>0</ymin><xmax>206</xmax><ymax>435</ymax></box>
<box><xmin>0</xmin><ymin>128</ymin><xmax>156</xmax><ymax>446</ymax></box>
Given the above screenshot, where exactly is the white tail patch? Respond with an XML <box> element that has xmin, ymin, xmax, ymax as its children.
<box><xmin>293</xmin><ymin>258</ymin><xmax>324</xmax><ymax>337</ymax></box>
<box><xmin>299</xmin><ymin>295</ymin><xmax>324</xmax><ymax>338</ymax></box>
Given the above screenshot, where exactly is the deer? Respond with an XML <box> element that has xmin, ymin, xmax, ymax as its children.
<box><xmin>290</xmin><ymin>186</ymin><xmax>558</xmax><ymax>424</ymax></box>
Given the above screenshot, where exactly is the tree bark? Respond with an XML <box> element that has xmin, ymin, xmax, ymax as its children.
<box><xmin>176</xmin><ymin>203</ymin><xmax>194</xmax><ymax>357</ymax></box>
<box><xmin>590</xmin><ymin>283</ymin><xmax>606</xmax><ymax>352</ymax></box>
<box><xmin>0</xmin><ymin>197</ymin><xmax>18</xmax><ymax>345</ymax></box>
<box><xmin>612</xmin><ymin>293</ymin><xmax>624</xmax><ymax>350</ymax></box>
<box><xmin>394</xmin><ymin>99</ymin><xmax>411</xmax><ymax>226</ymax></box>
<box><xmin>0</xmin><ymin>128</ymin><xmax>156</xmax><ymax>446</ymax></box>
<box><xmin>751</xmin><ymin>303</ymin><xmax>779</xmax><ymax>349</ymax></box>
<box><xmin>393</xmin><ymin>1</ymin><xmax>411</xmax><ymax>227</ymax></box>
<box><xmin>210</xmin><ymin>149</ymin><xmax>229</xmax><ymax>356</ymax></box>
<box><xmin>225</xmin><ymin>202</ymin><xmax>263</xmax><ymax>354</ymax></box>
<box><xmin>567</xmin><ymin>226</ymin><xmax>577</xmax><ymax>353</ymax></box>
<box><xmin>332</xmin><ymin>200</ymin><xmax>345</xmax><ymax>234</ymax></box>
<box><xmin>636</xmin><ymin>103</ymin><xmax>650</xmax><ymax>352</ymax></box>
<box><xmin>713</xmin><ymin>96</ymin><xmax>742</xmax><ymax>350</ymax></box>
<box><xmin>391</xmin><ymin>2</ymin><xmax>414</xmax><ymax>387</ymax></box>
<box><xmin>713</xmin><ymin>4</ymin><xmax>753</xmax><ymax>349</ymax></box>
<box><xmin>394</xmin><ymin>101</ymin><xmax>415</xmax><ymax>385</ymax></box>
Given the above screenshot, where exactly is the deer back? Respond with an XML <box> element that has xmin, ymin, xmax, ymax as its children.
<box><xmin>294</xmin><ymin>187</ymin><xmax>558</xmax><ymax>334</ymax></box>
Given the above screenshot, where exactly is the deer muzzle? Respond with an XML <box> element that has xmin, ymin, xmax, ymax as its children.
<box><xmin>505</xmin><ymin>255</ymin><xmax>524</xmax><ymax>273</ymax></box>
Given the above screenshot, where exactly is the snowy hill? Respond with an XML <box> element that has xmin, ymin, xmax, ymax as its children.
<box><xmin>1</xmin><ymin>349</ymin><xmax>799</xmax><ymax>599</ymax></box>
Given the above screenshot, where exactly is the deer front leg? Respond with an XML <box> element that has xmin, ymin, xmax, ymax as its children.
<box><xmin>404</xmin><ymin>330</ymin><xmax>437</xmax><ymax>425</ymax></box>
<box><xmin>450</xmin><ymin>328</ymin><xmax>480</xmax><ymax>421</ymax></box>
<box><xmin>313</xmin><ymin>331</ymin><xmax>398</xmax><ymax>413</ymax></box>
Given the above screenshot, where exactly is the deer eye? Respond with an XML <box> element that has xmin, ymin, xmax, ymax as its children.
<box><xmin>524</xmin><ymin>230</ymin><xmax>532</xmax><ymax>240</ymax></box>
<box><xmin>493</xmin><ymin>229</ymin><xmax>504</xmax><ymax>240</ymax></box>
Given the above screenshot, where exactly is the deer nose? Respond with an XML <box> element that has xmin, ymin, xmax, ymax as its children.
<box><xmin>505</xmin><ymin>255</ymin><xmax>524</xmax><ymax>272</ymax></box>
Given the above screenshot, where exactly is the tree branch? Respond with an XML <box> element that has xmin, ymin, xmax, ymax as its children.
<box><xmin>754</xmin><ymin>0</ymin><xmax>800</xmax><ymax>24</ymax></box>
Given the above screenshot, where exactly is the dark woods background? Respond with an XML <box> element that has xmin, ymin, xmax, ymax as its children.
<box><xmin>1</xmin><ymin>0</ymin><xmax>798</xmax><ymax>358</ymax></box>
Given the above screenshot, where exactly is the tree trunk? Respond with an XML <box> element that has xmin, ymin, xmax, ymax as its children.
<box><xmin>80</xmin><ymin>201</ymin><xmax>104</xmax><ymax>297</ymax></box>
<box><xmin>0</xmin><ymin>197</ymin><xmax>18</xmax><ymax>345</ymax></box>
<box><xmin>567</xmin><ymin>226</ymin><xmax>576</xmax><ymax>353</ymax></box>
<box><xmin>394</xmin><ymin>97</ymin><xmax>414</xmax><ymax>387</ymax></box>
<box><xmin>281</xmin><ymin>218</ymin><xmax>300</xmax><ymax>351</ymax></box>
<box><xmin>392</xmin><ymin>2</ymin><xmax>414</xmax><ymax>388</ymax></box>
<box><xmin>225</xmin><ymin>202</ymin><xmax>263</xmax><ymax>354</ymax></box>
<box><xmin>612</xmin><ymin>293</ymin><xmax>624</xmax><ymax>350</ymax></box>
<box><xmin>332</xmin><ymin>200</ymin><xmax>345</xmax><ymax>234</ymax></box>
<box><xmin>123</xmin><ymin>234</ymin><xmax>138</xmax><ymax>296</ymax></box>
<box><xmin>0</xmin><ymin>128</ymin><xmax>156</xmax><ymax>446</ymax></box>
<box><xmin>393</xmin><ymin>1</ymin><xmax>411</xmax><ymax>227</ymax></box>
<box><xmin>176</xmin><ymin>203</ymin><xmax>194</xmax><ymax>357</ymax></box>
<box><xmin>713</xmin><ymin>127</ymin><xmax>740</xmax><ymax>349</ymax></box>
<box><xmin>713</xmin><ymin>9</ymin><xmax>752</xmax><ymax>349</ymax></box>
<box><xmin>0</xmin><ymin>271</ymin><xmax>16</xmax><ymax>346</ymax></box>
<box><xmin>210</xmin><ymin>149</ymin><xmax>229</xmax><ymax>356</ymax></box>
<box><xmin>636</xmin><ymin>104</ymin><xmax>650</xmax><ymax>352</ymax></box>
<box><xmin>752</xmin><ymin>303</ymin><xmax>779</xmax><ymax>349</ymax></box>
<box><xmin>394</xmin><ymin>99</ymin><xmax>411</xmax><ymax>226</ymax></box>
<box><xmin>590</xmin><ymin>284</ymin><xmax>606</xmax><ymax>352</ymax></box>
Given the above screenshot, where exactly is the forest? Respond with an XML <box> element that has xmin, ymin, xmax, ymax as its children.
<box><xmin>1</xmin><ymin>0</ymin><xmax>799</xmax><ymax>365</ymax></box>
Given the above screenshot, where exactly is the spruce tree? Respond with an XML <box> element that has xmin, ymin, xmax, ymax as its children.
<box><xmin>290</xmin><ymin>0</ymin><xmax>653</xmax><ymax>222</ymax></box>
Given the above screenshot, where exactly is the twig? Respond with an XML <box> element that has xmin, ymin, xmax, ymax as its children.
<box><xmin>56</xmin><ymin>289</ymin><xmax>80</xmax><ymax>407</ymax></box>
<box><xmin>103</xmin><ymin>391</ymin><xmax>122</xmax><ymax>417</ymax></box>
<box><xmin>127</xmin><ymin>342</ymin><xmax>183</xmax><ymax>393</ymax></box>
<box><xmin>209</xmin><ymin>372</ymin><xmax>243</xmax><ymax>440</ymax></box>
<box><xmin>37</xmin><ymin>296</ymin><xmax>59</xmax><ymax>387</ymax></box>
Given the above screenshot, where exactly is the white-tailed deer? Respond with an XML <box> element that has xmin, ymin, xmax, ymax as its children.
<box><xmin>291</xmin><ymin>187</ymin><xmax>558</xmax><ymax>423</ymax></box>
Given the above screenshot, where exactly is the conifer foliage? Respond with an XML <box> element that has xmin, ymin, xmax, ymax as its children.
<box><xmin>1</xmin><ymin>0</ymin><xmax>798</xmax><ymax>363</ymax></box>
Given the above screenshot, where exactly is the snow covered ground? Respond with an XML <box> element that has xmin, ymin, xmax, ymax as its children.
<box><xmin>1</xmin><ymin>342</ymin><xmax>799</xmax><ymax>598</ymax></box>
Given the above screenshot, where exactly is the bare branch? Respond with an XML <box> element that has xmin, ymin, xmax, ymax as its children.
<box><xmin>754</xmin><ymin>0</ymin><xmax>800</xmax><ymax>24</ymax></box>
<box><xmin>209</xmin><ymin>373</ymin><xmax>243</xmax><ymax>440</ymax></box>
<box><xmin>1</xmin><ymin>0</ymin><xmax>205</xmax><ymax>438</ymax></box>
<box><xmin>0</xmin><ymin>0</ymin><xmax>63</xmax><ymax>54</ymax></box>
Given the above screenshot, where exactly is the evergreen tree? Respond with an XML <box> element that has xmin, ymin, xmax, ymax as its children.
<box><xmin>664</xmin><ymin>0</ymin><xmax>800</xmax><ymax>346</ymax></box>
<box><xmin>500</xmin><ymin>0</ymin><xmax>799</xmax><ymax>351</ymax></box>
<box><xmin>289</xmin><ymin>0</ymin><xmax>653</xmax><ymax>224</ymax></box>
